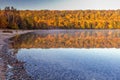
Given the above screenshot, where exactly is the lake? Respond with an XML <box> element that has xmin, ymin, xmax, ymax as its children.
<box><xmin>9</xmin><ymin>30</ymin><xmax>120</xmax><ymax>80</ymax></box>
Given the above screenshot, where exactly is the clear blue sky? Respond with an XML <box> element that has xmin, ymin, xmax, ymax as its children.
<box><xmin>0</xmin><ymin>0</ymin><xmax>120</xmax><ymax>10</ymax></box>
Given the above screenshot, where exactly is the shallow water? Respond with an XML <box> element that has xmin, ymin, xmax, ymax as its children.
<box><xmin>15</xmin><ymin>48</ymin><xmax>120</xmax><ymax>80</ymax></box>
<box><xmin>10</xmin><ymin>30</ymin><xmax>120</xmax><ymax>80</ymax></box>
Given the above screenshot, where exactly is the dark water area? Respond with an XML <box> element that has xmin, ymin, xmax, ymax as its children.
<box><xmin>9</xmin><ymin>30</ymin><xmax>120</xmax><ymax>80</ymax></box>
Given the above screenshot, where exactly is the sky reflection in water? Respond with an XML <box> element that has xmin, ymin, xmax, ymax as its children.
<box><xmin>16</xmin><ymin>48</ymin><xmax>120</xmax><ymax>80</ymax></box>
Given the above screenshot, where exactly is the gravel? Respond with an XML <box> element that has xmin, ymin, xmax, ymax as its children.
<box><xmin>0</xmin><ymin>30</ymin><xmax>33</xmax><ymax>80</ymax></box>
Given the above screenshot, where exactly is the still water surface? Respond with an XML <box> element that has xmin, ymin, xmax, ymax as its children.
<box><xmin>10</xmin><ymin>30</ymin><xmax>120</xmax><ymax>80</ymax></box>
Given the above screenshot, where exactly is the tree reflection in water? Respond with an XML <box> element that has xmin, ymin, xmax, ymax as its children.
<box><xmin>10</xmin><ymin>30</ymin><xmax>120</xmax><ymax>49</ymax></box>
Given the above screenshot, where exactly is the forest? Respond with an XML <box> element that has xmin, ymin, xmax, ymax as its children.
<box><xmin>1</xmin><ymin>7</ymin><xmax>120</xmax><ymax>29</ymax></box>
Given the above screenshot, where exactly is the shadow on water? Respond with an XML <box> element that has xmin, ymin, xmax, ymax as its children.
<box><xmin>9</xmin><ymin>30</ymin><xmax>120</xmax><ymax>80</ymax></box>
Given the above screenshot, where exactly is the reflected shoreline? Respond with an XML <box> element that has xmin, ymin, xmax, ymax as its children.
<box><xmin>10</xmin><ymin>30</ymin><xmax>120</xmax><ymax>49</ymax></box>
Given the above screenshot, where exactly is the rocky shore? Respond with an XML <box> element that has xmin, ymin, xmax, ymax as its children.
<box><xmin>0</xmin><ymin>30</ymin><xmax>33</xmax><ymax>80</ymax></box>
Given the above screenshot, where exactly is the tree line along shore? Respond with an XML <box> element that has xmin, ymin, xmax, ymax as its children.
<box><xmin>1</xmin><ymin>7</ymin><xmax>120</xmax><ymax>29</ymax></box>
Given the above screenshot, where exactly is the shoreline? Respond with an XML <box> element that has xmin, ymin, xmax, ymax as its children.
<box><xmin>0</xmin><ymin>30</ymin><xmax>33</xmax><ymax>80</ymax></box>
